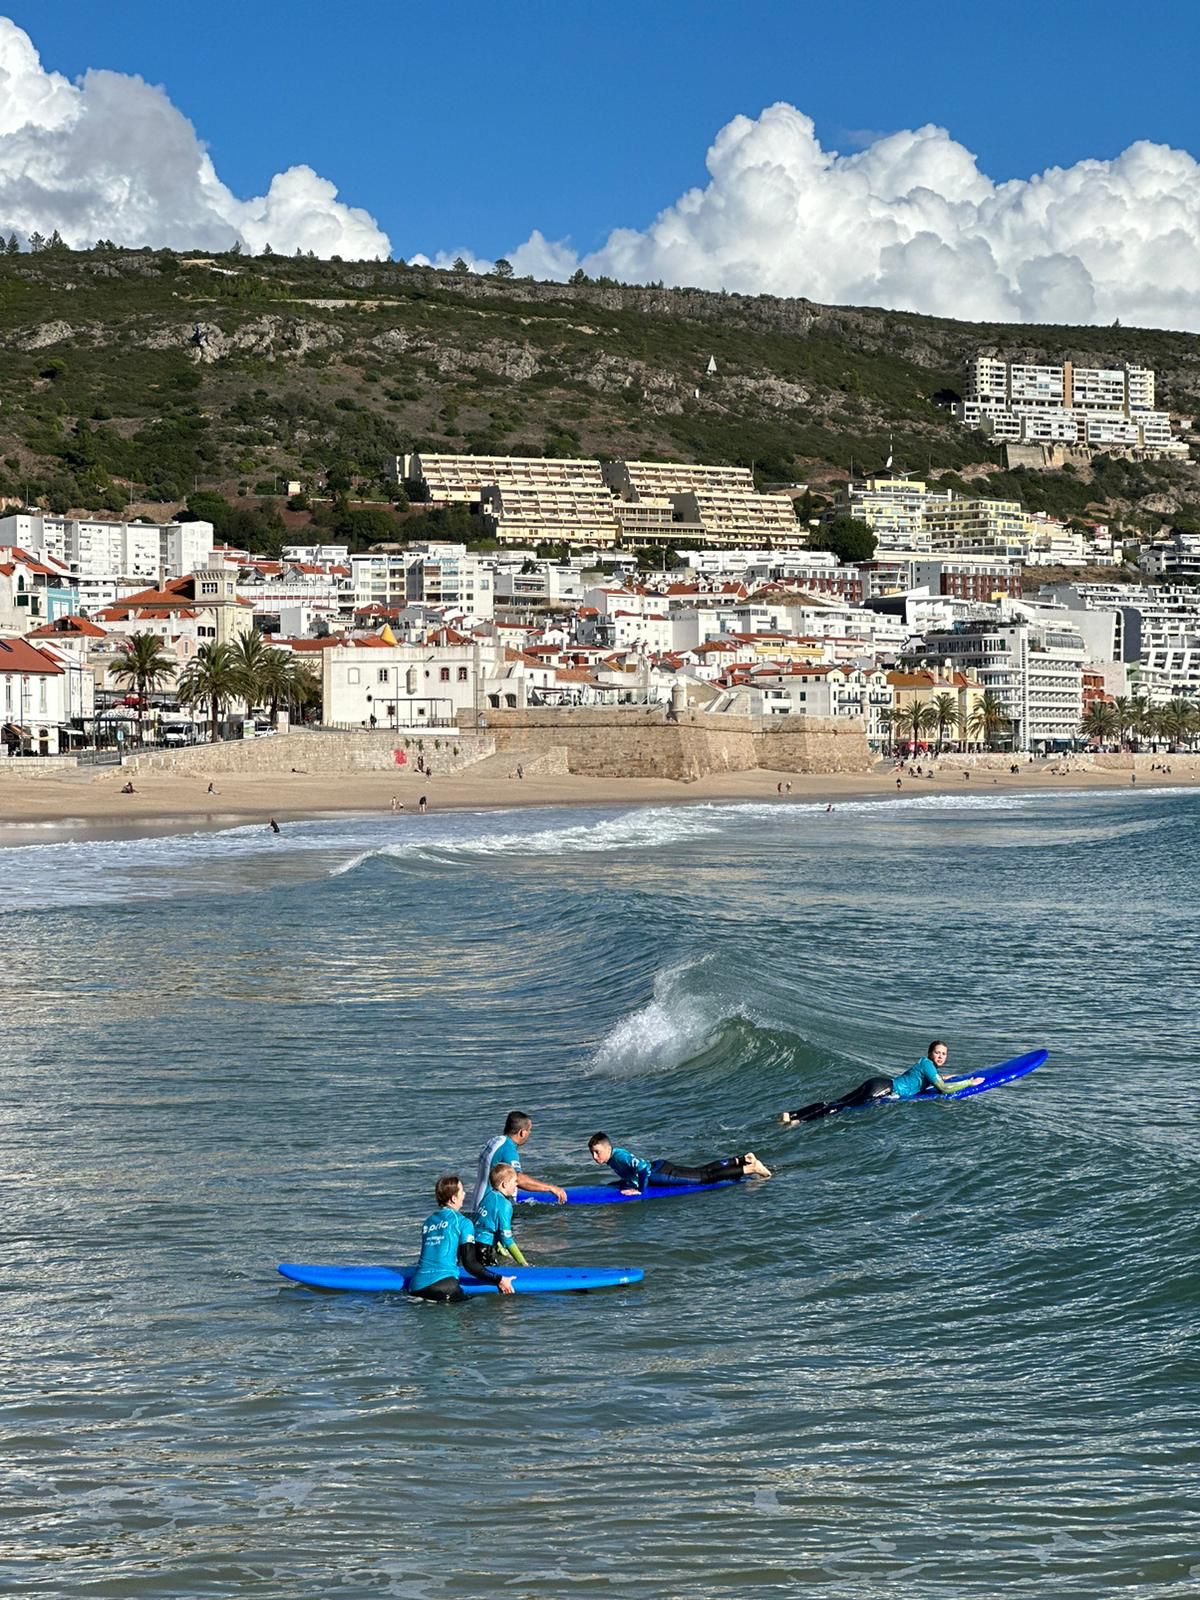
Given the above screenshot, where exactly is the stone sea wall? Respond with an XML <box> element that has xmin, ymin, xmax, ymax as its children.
<box><xmin>128</xmin><ymin>730</ymin><xmax>494</xmax><ymax>775</ymax></box>
<box><xmin>466</xmin><ymin>708</ymin><xmax>871</xmax><ymax>780</ymax></box>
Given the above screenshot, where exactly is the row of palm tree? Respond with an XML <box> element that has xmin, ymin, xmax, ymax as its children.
<box><xmin>881</xmin><ymin>691</ymin><xmax>1012</xmax><ymax>752</ymax></box>
<box><xmin>110</xmin><ymin>630</ymin><xmax>321</xmax><ymax>742</ymax></box>
<box><xmin>1080</xmin><ymin>696</ymin><xmax>1200</xmax><ymax>749</ymax></box>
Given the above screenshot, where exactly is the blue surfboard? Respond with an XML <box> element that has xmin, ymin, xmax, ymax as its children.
<box><xmin>519</xmin><ymin>1178</ymin><xmax>740</xmax><ymax>1206</ymax></box>
<box><xmin>278</xmin><ymin>1262</ymin><xmax>644</xmax><ymax>1295</ymax></box>
<box><xmin>912</xmin><ymin>1047</ymin><xmax>1047</xmax><ymax>1101</ymax></box>
<box><xmin>801</xmin><ymin>1048</ymin><xmax>1048</xmax><ymax>1118</ymax></box>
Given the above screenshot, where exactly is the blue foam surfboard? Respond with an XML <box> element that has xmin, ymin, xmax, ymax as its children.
<box><xmin>278</xmin><ymin>1262</ymin><xmax>643</xmax><ymax>1294</ymax></box>
<box><xmin>912</xmin><ymin>1047</ymin><xmax>1047</xmax><ymax>1101</ymax></box>
<box><xmin>825</xmin><ymin>1048</ymin><xmax>1048</xmax><ymax>1115</ymax></box>
<box><xmin>519</xmin><ymin>1179</ymin><xmax>739</xmax><ymax>1206</ymax></box>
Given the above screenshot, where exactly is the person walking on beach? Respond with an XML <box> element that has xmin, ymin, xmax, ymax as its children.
<box><xmin>418</xmin><ymin>794</ymin><xmax>428</xmax><ymax>813</ymax></box>
<box><xmin>470</xmin><ymin>1111</ymin><xmax>567</xmax><ymax>1210</ymax></box>
<box><xmin>779</xmin><ymin>1041</ymin><xmax>982</xmax><ymax>1123</ymax></box>
<box><xmin>586</xmin><ymin>1133</ymin><xmax>771</xmax><ymax>1192</ymax></box>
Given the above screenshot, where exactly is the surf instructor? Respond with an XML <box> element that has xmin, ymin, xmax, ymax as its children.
<box><xmin>469</xmin><ymin>1110</ymin><xmax>567</xmax><ymax>1209</ymax></box>
<box><xmin>779</xmin><ymin>1040</ymin><xmax>983</xmax><ymax>1124</ymax></box>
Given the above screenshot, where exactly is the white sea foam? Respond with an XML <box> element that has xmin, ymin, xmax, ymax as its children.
<box><xmin>589</xmin><ymin>959</ymin><xmax>750</xmax><ymax>1077</ymax></box>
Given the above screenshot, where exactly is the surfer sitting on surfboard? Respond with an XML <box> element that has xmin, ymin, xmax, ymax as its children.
<box><xmin>407</xmin><ymin>1175</ymin><xmax>515</xmax><ymax>1301</ymax></box>
<box><xmin>778</xmin><ymin>1040</ymin><xmax>983</xmax><ymax>1124</ymax></box>
<box><xmin>473</xmin><ymin>1163</ymin><xmax>529</xmax><ymax>1268</ymax></box>
<box><xmin>587</xmin><ymin>1134</ymin><xmax>771</xmax><ymax>1194</ymax></box>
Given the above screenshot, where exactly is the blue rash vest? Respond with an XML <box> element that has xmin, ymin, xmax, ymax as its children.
<box><xmin>605</xmin><ymin>1145</ymin><xmax>654</xmax><ymax>1191</ymax></box>
<box><xmin>408</xmin><ymin>1205</ymin><xmax>475</xmax><ymax>1291</ymax></box>
<box><xmin>474</xmin><ymin>1188</ymin><xmax>516</xmax><ymax>1250</ymax></box>
<box><xmin>470</xmin><ymin>1134</ymin><xmax>521</xmax><ymax>1211</ymax></box>
<box><xmin>890</xmin><ymin>1056</ymin><xmax>942</xmax><ymax>1099</ymax></box>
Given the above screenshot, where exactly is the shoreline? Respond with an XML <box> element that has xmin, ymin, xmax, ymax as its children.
<box><xmin>0</xmin><ymin>760</ymin><xmax>1196</xmax><ymax>846</ymax></box>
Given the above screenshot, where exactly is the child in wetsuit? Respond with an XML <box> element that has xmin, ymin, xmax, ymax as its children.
<box><xmin>587</xmin><ymin>1134</ymin><xmax>771</xmax><ymax>1193</ymax></box>
<box><xmin>407</xmin><ymin>1175</ymin><xmax>515</xmax><ymax>1301</ymax></box>
<box><xmin>472</xmin><ymin>1162</ymin><xmax>529</xmax><ymax>1268</ymax></box>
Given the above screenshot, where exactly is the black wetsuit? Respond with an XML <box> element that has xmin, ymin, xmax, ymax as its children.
<box><xmin>786</xmin><ymin>1076</ymin><xmax>894</xmax><ymax>1122</ymax></box>
<box><xmin>410</xmin><ymin>1240</ymin><xmax>507</xmax><ymax>1303</ymax></box>
<box><xmin>650</xmin><ymin>1156</ymin><xmax>747</xmax><ymax>1187</ymax></box>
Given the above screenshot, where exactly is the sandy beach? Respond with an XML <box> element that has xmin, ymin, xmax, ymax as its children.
<box><xmin>0</xmin><ymin>757</ymin><xmax>1195</xmax><ymax>842</ymax></box>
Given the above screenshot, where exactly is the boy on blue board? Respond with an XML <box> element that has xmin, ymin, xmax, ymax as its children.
<box><xmin>470</xmin><ymin>1111</ymin><xmax>567</xmax><ymax>1211</ymax></box>
<box><xmin>408</xmin><ymin>1175</ymin><xmax>515</xmax><ymax>1302</ymax></box>
<box><xmin>778</xmin><ymin>1040</ymin><xmax>984</xmax><ymax>1123</ymax></box>
<box><xmin>473</xmin><ymin>1162</ymin><xmax>529</xmax><ymax>1267</ymax></box>
<box><xmin>587</xmin><ymin>1133</ymin><xmax>772</xmax><ymax>1193</ymax></box>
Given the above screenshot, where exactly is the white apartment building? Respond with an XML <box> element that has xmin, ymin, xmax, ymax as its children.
<box><xmin>282</xmin><ymin>544</ymin><xmax>350</xmax><ymax>565</ymax></box>
<box><xmin>0</xmin><ymin>546</ymin><xmax>78</xmax><ymax>632</ymax></box>
<box><xmin>349</xmin><ymin>544</ymin><xmax>494</xmax><ymax>620</ymax></box>
<box><xmin>0</xmin><ymin>512</ymin><xmax>214</xmax><ymax>608</ymax></box>
<box><xmin>492</xmin><ymin>561</ymin><xmax>586</xmax><ymax>607</ymax></box>
<box><xmin>322</xmin><ymin>636</ymin><xmax>496</xmax><ymax>728</ymax></box>
<box><xmin>923</xmin><ymin>617</ymin><xmax>1085</xmax><ymax>749</ymax></box>
<box><xmin>0</xmin><ymin>635</ymin><xmax>94</xmax><ymax>755</ymax></box>
<box><xmin>957</xmin><ymin>355</ymin><xmax>1184</xmax><ymax>456</ymax></box>
<box><xmin>831</xmin><ymin>476</ymin><xmax>947</xmax><ymax>554</ymax></box>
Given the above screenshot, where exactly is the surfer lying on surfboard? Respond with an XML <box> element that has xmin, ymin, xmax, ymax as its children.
<box><xmin>587</xmin><ymin>1134</ymin><xmax>772</xmax><ymax>1194</ymax></box>
<box><xmin>779</xmin><ymin>1040</ymin><xmax>984</xmax><ymax>1124</ymax></box>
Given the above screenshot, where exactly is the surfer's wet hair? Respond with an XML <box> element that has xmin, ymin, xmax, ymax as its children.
<box><xmin>928</xmin><ymin>1040</ymin><xmax>948</xmax><ymax>1057</ymax></box>
<box><xmin>587</xmin><ymin>1132</ymin><xmax>611</xmax><ymax>1153</ymax></box>
<box><xmin>435</xmin><ymin>1174</ymin><xmax>462</xmax><ymax>1206</ymax></box>
<box><xmin>504</xmin><ymin>1111</ymin><xmax>532</xmax><ymax>1136</ymax></box>
<box><xmin>490</xmin><ymin>1162</ymin><xmax>517</xmax><ymax>1188</ymax></box>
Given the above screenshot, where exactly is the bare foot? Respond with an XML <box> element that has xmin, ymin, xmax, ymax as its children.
<box><xmin>744</xmin><ymin>1152</ymin><xmax>772</xmax><ymax>1179</ymax></box>
<box><xmin>777</xmin><ymin>1112</ymin><xmax>793</xmax><ymax>1125</ymax></box>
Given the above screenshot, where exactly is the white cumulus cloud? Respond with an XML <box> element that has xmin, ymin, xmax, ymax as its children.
<box><xmin>0</xmin><ymin>17</ymin><xmax>390</xmax><ymax>258</ymax></box>
<box><xmin>493</xmin><ymin>103</ymin><xmax>1200</xmax><ymax>332</ymax></box>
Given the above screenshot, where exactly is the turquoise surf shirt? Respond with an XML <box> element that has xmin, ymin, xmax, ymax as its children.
<box><xmin>470</xmin><ymin>1134</ymin><xmax>521</xmax><ymax>1211</ymax></box>
<box><xmin>606</xmin><ymin>1145</ymin><xmax>653</xmax><ymax>1191</ymax></box>
<box><xmin>409</xmin><ymin>1205</ymin><xmax>475</xmax><ymax>1291</ymax></box>
<box><xmin>890</xmin><ymin>1057</ymin><xmax>941</xmax><ymax>1099</ymax></box>
<box><xmin>474</xmin><ymin>1188</ymin><xmax>516</xmax><ymax>1249</ymax></box>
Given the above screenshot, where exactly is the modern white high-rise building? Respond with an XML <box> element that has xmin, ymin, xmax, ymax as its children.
<box><xmin>956</xmin><ymin>355</ymin><xmax>1184</xmax><ymax>456</ymax></box>
<box><xmin>0</xmin><ymin>513</ymin><xmax>214</xmax><ymax>611</ymax></box>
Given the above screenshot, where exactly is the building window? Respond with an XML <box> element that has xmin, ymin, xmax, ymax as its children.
<box><xmin>348</xmin><ymin>667</ymin><xmax>360</xmax><ymax>685</ymax></box>
<box><xmin>439</xmin><ymin>667</ymin><xmax>451</xmax><ymax>682</ymax></box>
<box><xmin>377</xmin><ymin>668</ymin><xmax>389</xmax><ymax>684</ymax></box>
<box><xmin>457</xmin><ymin>666</ymin><xmax>468</xmax><ymax>682</ymax></box>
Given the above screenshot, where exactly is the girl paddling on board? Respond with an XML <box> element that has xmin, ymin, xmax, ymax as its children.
<box><xmin>779</xmin><ymin>1040</ymin><xmax>983</xmax><ymax>1124</ymax></box>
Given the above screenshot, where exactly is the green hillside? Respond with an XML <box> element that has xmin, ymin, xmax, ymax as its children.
<box><xmin>1</xmin><ymin>245</ymin><xmax>1198</xmax><ymax>549</ymax></box>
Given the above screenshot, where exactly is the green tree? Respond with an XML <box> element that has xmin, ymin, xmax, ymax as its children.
<box><xmin>229</xmin><ymin>628</ymin><xmax>273</xmax><ymax>711</ymax></box>
<box><xmin>491</xmin><ymin>258</ymin><xmax>513</xmax><ymax>279</ymax></box>
<box><xmin>27</xmin><ymin>230</ymin><xmax>45</xmax><ymax>252</ymax></box>
<box><xmin>177</xmin><ymin>641</ymin><xmax>239</xmax><ymax>741</ymax></box>
<box><xmin>1110</xmin><ymin>695</ymin><xmax>1138</xmax><ymax>747</ymax></box>
<box><xmin>451</xmin><ymin>256</ymin><xmax>469</xmax><ymax>273</ymax></box>
<box><xmin>1080</xmin><ymin>702</ymin><xmax>1118</xmax><ymax>745</ymax></box>
<box><xmin>110</xmin><ymin>633</ymin><xmax>176</xmax><ymax>741</ymax></box>
<box><xmin>967</xmin><ymin>690</ymin><xmax>1012</xmax><ymax>751</ymax></box>
<box><xmin>931</xmin><ymin>691</ymin><xmax>960</xmax><ymax>752</ymax></box>
<box><xmin>4</xmin><ymin>233</ymin><xmax>18</xmax><ymax>255</ymax></box>
<box><xmin>814</xmin><ymin>516</ymin><xmax>877</xmax><ymax>564</ymax></box>
<box><xmin>896</xmin><ymin>697</ymin><xmax>937</xmax><ymax>749</ymax></box>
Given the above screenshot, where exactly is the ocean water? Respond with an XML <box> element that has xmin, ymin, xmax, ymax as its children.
<box><xmin>2</xmin><ymin>790</ymin><xmax>1197</xmax><ymax>1598</ymax></box>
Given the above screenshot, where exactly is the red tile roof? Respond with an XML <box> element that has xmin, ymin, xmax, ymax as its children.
<box><xmin>0</xmin><ymin>637</ymin><xmax>62</xmax><ymax>673</ymax></box>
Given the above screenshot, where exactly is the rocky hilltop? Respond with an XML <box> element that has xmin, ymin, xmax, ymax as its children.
<box><xmin>1</xmin><ymin>248</ymin><xmax>1198</xmax><ymax>530</ymax></box>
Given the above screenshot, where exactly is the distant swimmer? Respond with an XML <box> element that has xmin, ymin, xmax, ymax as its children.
<box><xmin>406</xmin><ymin>1175</ymin><xmax>513</xmax><ymax>1302</ymax></box>
<box><xmin>472</xmin><ymin>1162</ymin><xmax>529</xmax><ymax>1268</ymax></box>
<box><xmin>779</xmin><ymin>1040</ymin><xmax>983</xmax><ymax>1123</ymax></box>
<box><xmin>269</xmin><ymin>817</ymin><xmax>281</xmax><ymax>834</ymax></box>
<box><xmin>587</xmin><ymin>1132</ymin><xmax>771</xmax><ymax>1193</ymax></box>
<box><xmin>470</xmin><ymin>1110</ymin><xmax>567</xmax><ymax>1210</ymax></box>
<box><xmin>825</xmin><ymin>803</ymin><xmax>833</xmax><ymax>813</ymax></box>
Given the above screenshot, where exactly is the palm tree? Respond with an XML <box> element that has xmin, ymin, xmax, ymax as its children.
<box><xmin>229</xmin><ymin>629</ymin><xmax>273</xmax><ymax>713</ymax></box>
<box><xmin>1080</xmin><ymin>702</ymin><xmax>1118</xmax><ymax>746</ymax></box>
<box><xmin>966</xmin><ymin>690</ymin><xmax>1012</xmax><ymax>751</ymax></box>
<box><xmin>176</xmin><ymin>642</ymin><xmax>239</xmax><ymax>742</ymax></box>
<box><xmin>896</xmin><ymin>697</ymin><xmax>937</xmax><ymax>752</ymax></box>
<box><xmin>1111</xmin><ymin>695</ymin><xmax>1137</xmax><ymax>748</ymax></box>
<box><xmin>110</xmin><ymin>632</ymin><xmax>176</xmax><ymax>743</ymax></box>
<box><xmin>1159</xmin><ymin>698</ymin><xmax>1199</xmax><ymax>750</ymax></box>
<box><xmin>877</xmin><ymin>706</ymin><xmax>898</xmax><ymax>754</ymax></box>
<box><xmin>285</xmin><ymin>658</ymin><xmax>322</xmax><ymax>724</ymax></box>
<box><xmin>932</xmin><ymin>691</ymin><xmax>959</xmax><ymax>753</ymax></box>
<box><xmin>255</xmin><ymin>648</ymin><xmax>295</xmax><ymax>727</ymax></box>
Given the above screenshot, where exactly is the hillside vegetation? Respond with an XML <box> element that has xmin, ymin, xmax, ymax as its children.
<box><xmin>2</xmin><ymin>246</ymin><xmax>1199</xmax><ymax>549</ymax></box>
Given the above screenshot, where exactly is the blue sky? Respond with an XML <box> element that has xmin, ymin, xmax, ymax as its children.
<box><xmin>16</xmin><ymin>0</ymin><xmax>1200</xmax><ymax>263</ymax></box>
